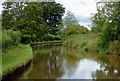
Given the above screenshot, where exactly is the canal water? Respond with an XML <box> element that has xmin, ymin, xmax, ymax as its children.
<box><xmin>14</xmin><ymin>44</ymin><xmax>120</xmax><ymax>79</ymax></box>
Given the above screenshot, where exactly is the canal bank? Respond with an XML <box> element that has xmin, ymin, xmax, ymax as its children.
<box><xmin>2</xmin><ymin>44</ymin><xmax>33</xmax><ymax>80</ymax></box>
<box><xmin>2</xmin><ymin>41</ymin><xmax>63</xmax><ymax>80</ymax></box>
<box><xmin>30</xmin><ymin>40</ymin><xmax>63</xmax><ymax>46</ymax></box>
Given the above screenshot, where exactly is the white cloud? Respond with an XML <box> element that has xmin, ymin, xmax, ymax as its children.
<box><xmin>0</xmin><ymin>0</ymin><xmax>5</xmax><ymax>14</ymax></box>
<box><xmin>55</xmin><ymin>0</ymin><xmax>98</xmax><ymax>28</ymax></box>
<box><xmin>0</xmin><ymin>5</ymin><xmax>2</xmax><ymax>14</ymax></box>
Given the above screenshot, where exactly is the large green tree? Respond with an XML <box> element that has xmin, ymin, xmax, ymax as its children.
<box><xmin>91</xmin><ymin>2</ymin><xmax>120</xmax><ymax>48</ymax></box>
<box><xmin>41</xmin><ymin>2</ymin><xmax>65</xmax><ymax>35</ymax></box>
<box><xmin>2</xmin><ymin>1</ymin><xmax>65</xmax><ymax>42</ymax></box>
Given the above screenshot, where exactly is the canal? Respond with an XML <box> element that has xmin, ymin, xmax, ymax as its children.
<box><xmin>12</xmin><ymin>44</ymin><xmax>120</xmax><ymax>79</ymax></box>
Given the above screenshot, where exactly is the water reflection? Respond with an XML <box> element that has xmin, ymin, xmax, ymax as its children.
<box><xmin>60</xmin><ymin>59</ymin><xmax>100</xmax><ymax>79</ymax></box>
<box><xmin>17</xmin><ymin>44</ymin><xmax>120</xmax><ymax>79</ymax></box>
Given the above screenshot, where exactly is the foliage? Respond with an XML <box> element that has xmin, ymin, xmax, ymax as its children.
<box><xmin>42</xmin><ymin>33</ymin><xmax>60</xmax><ymax>41</ymax></box>
<box><xmin>0</xmin><ymin>31</ymin><xmax>1</xmax><ymax>50</ymax></box>
<box><xmin>63</xmin><ymin>10</ymin><xmax>79</xmax><ymax>28</ymax></box>
<box><xmin>2</xmin><ymin>2</ymin><xmax>65</xmax><ymax>43</ymax></box>
<box><xmin>2</xmin><ymin>29</ymin><xmax>22</xmax><ymax>50</ymax></box>
<box><xmin>91</xmin><ymin>2</ymin><xmax>120</xmax><ymax>49</ymax></box>
<box><xmin>31</xmin><ymin>40</ymin><xmax>61</xmax><ymax>45</ymax></box>
<box><xmin>63</xmin><ymin>24</ymin><xmax>89</xmax><ymax>39</ymax></box>
<box><xmin>61</xmin><ymin>10</ymin><xmax>89</xmax><ymax>38</ymax></box>
<box><xmin>108</xmin><ymin>41</ymin><xmax>120</xmax><ymax>55</ymax></box>
<box><xmin>41</xmin><ymin>2</ymin><xmax>65</xmax><ymax>35</ymax></box>
<box><xmin>63</xmin><ymin>33</ymin><xmax>98</xmax><ymax>52</ymax></box>
<box><xmin>21</xmin><ymin>35</ymin><xmax>31</xmax><ymax>44</ymax></box>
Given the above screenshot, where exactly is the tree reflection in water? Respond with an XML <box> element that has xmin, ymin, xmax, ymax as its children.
<box><xmin>15</xmin><ymin>44</ymin><xmax>120</xmax><ymax>79</ymax></box>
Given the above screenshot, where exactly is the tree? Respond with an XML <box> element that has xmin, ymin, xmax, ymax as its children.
<box><xmin>41</xmin><ymin>2</ymin><xmax>65</xmax><ymax>35</ymax></box>
<box><xmin>91</xmin><ymin>2</ymin><xmax>120</xmax><ymax>48</ymax></box>
<box><xmin>2</xmin><ymin>2</ymin><xmax>65</xmax><ymax>42</ymax></box>
<box><xmin>61</xmin><ymin>10</ymin><xmax>89</xmax><ymax>38</ymax></box>
<box><xmin>63</xmin><ymin>10</ymin><xmax>79</xmax><ymax>28</ymax></box>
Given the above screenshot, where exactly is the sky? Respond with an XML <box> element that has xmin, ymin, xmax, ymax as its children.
<box><xmin>0</xmin><ymin>0</ymin><xmax>99</xmax><ymax>29</ymax></box>
<box><xmin>0</xmin><ymin>0</ymin><xmax>5</xmax><ymax>14</ymax></box>
<box><xmin>56</xmin><ymin>0</ymin><xmax>99</xmax><ymax>29</ymax></box>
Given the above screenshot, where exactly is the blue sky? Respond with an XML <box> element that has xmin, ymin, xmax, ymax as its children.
<box><xmin>0</xmin><ymin>0</ymin><xmax>100</xmax><ymax>29</ymax></box>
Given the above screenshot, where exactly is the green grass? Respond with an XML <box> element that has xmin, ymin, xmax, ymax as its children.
<box><xmin>31</xmin><ymin>40</ymin><xmax>62</xmax><ymax>44</ymax></box>
<box><xmin>1</xmin><ymin>44</ymin><xmax>33</xmax><ymax>76</ymax></box>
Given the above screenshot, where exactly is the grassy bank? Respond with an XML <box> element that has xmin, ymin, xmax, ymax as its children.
<box><xmin>63</xmin><ymin>33</ymin><xmax>99</xmax><ymax>52</ymax></box>
<box><xmin>31</xmin><ymin>40</ymin><xmax>62</xmax><ymax>44</ymax></box>
<box><xmin>1</xmin><ymin>44</ymin><xmax>33</xmax><ymax>77</ymax></box>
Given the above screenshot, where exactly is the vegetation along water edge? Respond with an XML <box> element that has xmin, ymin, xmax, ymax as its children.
<box><xmin>2</xmin><ymin>44</ymin><xmax>33</xmax><ymax>80</ymax></box>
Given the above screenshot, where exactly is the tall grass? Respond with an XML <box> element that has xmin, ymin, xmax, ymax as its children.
<box><xmin>63</xmin><ymin>33</ymin><xmax>120</xmax><ymax>55</ymax></box>
<box><xmin>63</xmin><ymin>33</ymin><xmax>99</xmax><ymax>52</ymax></box>
<box><xmin>108</xmin><ymin>41</ymin><xmax>120</xmax><ymax>55</ymax></box>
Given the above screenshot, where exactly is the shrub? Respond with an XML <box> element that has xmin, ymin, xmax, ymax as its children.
<box><xmin>62</xmin><ymin>24</ymin><xmax>89</xmax><ymax>39</ymax></box>
<box><xmin>21</xmin><ymin>35</ymin><xmax>31</xmax><ymax>44</ymax></box>
<box><xmin>2</xmin><ymin>30</ymin><xmax>11</xmax><ymax>49</ymax></box>
<box><xmin>2</xmin><ymin>29</ymin><xmax>22</xmax><ymax>49</ymax></box>
<box><xmin>42</xmin><ymin>33</ymin><xmax>60</xmax><ymax>41</ymax></box>
<box><xmin>54</xmin><ymin>36</ymin><xmax>60</xmax><ymax>40</ymax></box>
<box><xmin>42</xmin><ymin>34</ymin><xmax>53</xmax><ymax>41</ymax></box>
<box><xmin>7</xmin><ymin>30</ymin><xmax>22</xmax><ymax>45</ymax></box>
<box><xmin>81</xmin><ymin>41</ymin><xmax>88</xmax><ymax>48</ymax></box>
<box><xmin>109</xmin><ymin>41</ymin><xmax>120</xmax><ymax>55</ymax></box>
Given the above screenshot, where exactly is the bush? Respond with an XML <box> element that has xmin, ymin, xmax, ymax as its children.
<box><xmin>2</xmin><ymin>30</ymin><xmax>11</xmax><ymax>49</ymax></box>
<box><xmin>62</xmin><ymin>24</ymin><xmax>89</xmax><ymax>39</ymax></box>
<box><xmin>109</xmin><ymin>41</ymin><xmax>120</xmax><ymax>55</ymax></box>
<box><xmin>2</xmin><ymin>29</ymin><xmax>22</xmax><ymax>49</ymax></box>
<box><xmin>7</xmin><ymin>30</ymin><xmax>22</xmax><ymax>45</ymax></box>
<box><xmin>21</xmin><ymin>35</ymin><xmax>31</xmax><ymax>44</ymax></box>
<box><xmin>81</xmin><ymin>41</ymin><xmax>88</xmax><ymax>48</ymax></box>
<box><xmin>42</xmin><ymin>34</ymin><xmax>53</xmax><ymax>41</ymax></box>
<box><xmin>54</xmin><ymin>36</ymin><xmax>61</xmax><ymax>40</ymax></box>
<box><xmin>42</xmin><ymin>33</ymin><xmax>60</xmax><ymax>41</ymax></box>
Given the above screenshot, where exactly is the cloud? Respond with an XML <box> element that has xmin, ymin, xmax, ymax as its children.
<box><xmin>0</xmin><ymin>0</ymin><xmax>5</xmax><ymax>14</ymax></box>
<box><xmin>56</xmin><ymin>0</ymin><xmax>97</xmax><ymax>28</ymax></box>
<box><xmin>0</xmin><ymin>0</ymin><xmax>97</xmax><ymax>28</ymax></box>
<box><xmin>76</xmin><ymin>15</ymin><xmax>91</xmax><ymax>23</ymax></box>
<box><xmin>73</xmin><ymin>2</ymin><xmax>87</xmax><ymax>6</ymax></box>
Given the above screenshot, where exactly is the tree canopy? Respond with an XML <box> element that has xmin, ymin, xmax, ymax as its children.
<box><xmin>91</xmin><ymin>2</ymin><xmax>120</xmax><ymax>48</ymax></box>
<box><xmin>2</xmin><ymin>2</ymin><xmax>65</xmax><ymax>43</ymax></box>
